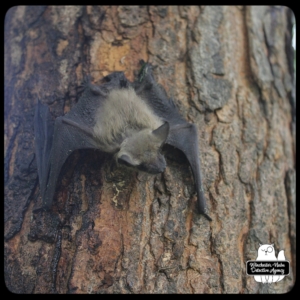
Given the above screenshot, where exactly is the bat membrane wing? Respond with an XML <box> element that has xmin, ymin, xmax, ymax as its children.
<box><xmin>167</xmin><ymin>124</ymin><xmax>211</xmax><ymax>221</ymax></box>
<box><xmin>34</xmin><ymin>101</ymin><xmax>54</xmax><ymax>201</ymax></box>
<box><xmin>35</xmin><ymin>105</ymin><xmax>99</xmax><ymax>209</ymax></box>
<box><xmin>134</xmin><ymin>63</ymin><xmax>211</xmax><ymax>221</ymax></box>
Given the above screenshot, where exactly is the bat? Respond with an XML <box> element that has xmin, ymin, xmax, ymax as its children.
<box><xmin>34</xmin><ymin>62</ymin><xmax>211</xmax><ymax>221</ymax></box>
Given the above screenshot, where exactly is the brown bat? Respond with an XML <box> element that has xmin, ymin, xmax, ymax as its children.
<box><xmin>34</xmin><ymin>62</ymin><xmax>211</xmax><ymax>220</ymax></box>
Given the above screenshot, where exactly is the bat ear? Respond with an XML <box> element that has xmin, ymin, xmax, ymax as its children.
<box><xmin>117</xmin><ymin>154</ymin><xmax>135</xmax><ymax>167</ymax></box>
<box><xmin>152</xmin><ymin>122</ymin><xmax>169</xmax><ymax>144</ymax></box>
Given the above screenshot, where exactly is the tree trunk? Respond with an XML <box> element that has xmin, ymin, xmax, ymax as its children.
<box><xmin>4</xmin><ymin>6</ymin><xmax>295</xmax><ymax>294</ymax></box>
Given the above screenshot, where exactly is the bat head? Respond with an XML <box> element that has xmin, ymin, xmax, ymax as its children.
<box><xmin>116</xmin><ymin>122</ymin><xmax>169</xmax><ymax>174</ymax></box>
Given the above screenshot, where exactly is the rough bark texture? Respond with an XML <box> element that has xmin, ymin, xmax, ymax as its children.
<box><xmin>4</xmin><ymin>6</ymin><xmax>295</xmax><ymax>294</ymax></box>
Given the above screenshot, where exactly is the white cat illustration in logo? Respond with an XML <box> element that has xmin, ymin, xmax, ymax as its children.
<box><xmin>254</xmin><ymin>244</ymin><xmax>286</xmax><ymax>284</ymax></box>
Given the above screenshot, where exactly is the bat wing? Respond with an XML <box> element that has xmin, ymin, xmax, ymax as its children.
<box><xmin>167</xmin><ymin>124</ymin><xmax>211</xmax><ymax>220</ymax></box>
<box><xmin>34</xmin><ymin>101</ymin><xmax>54</xmax><ymax>202</ymax></box>
<box><xmin>34</xmin><ymin>101</ymin><xmax>99</xmax><ymax>209</ymax></box>
<box><xmin>134</xmin><ymin>62</ymin><xmax>211</xmax><ymax>221</ymax></box>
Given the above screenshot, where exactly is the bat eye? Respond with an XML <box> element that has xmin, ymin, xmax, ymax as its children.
<box><xmin>267</xmin><ymin>246</ymin><xmax>273</xmax><ymax>253</ymax></box>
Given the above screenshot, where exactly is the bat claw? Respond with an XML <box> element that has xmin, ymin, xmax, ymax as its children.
<box><xmin>82</xmin><ymin>75</ymin><xmax>91</xmax><ymax>86</ymax></box>
<box><xmin>203</xmin><ymin>213</ymin><xmax>212</xmax><ymax>221</ymax></box>
<box><xmin>32</xmin><ymin>206</ymin><xmax>48</xmax><ymax>214</ymax></box>
<box><xmin>139</xmin><ymin>59</ymin><xmax>146</xmax><ymax>66</ymax></box>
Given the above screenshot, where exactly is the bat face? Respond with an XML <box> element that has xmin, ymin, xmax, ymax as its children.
<box><xmin>116</xmin><ymin>123</ymin><xmax>169</xmax><ymax>174</ymax></box>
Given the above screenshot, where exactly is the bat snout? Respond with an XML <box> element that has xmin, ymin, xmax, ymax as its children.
<box><xmin>143</xmin><ymin>163</ymin><xmax>166</xmax><ymax>174</ymax></box>
<box><xmin>155</xmin><ymin>155</ymin><xmax>166</xmax><ymax>173</ymax></box>
<box><xmin>137</xmin><ymin>155</ymin><xmax>166</xmax><ymax>174</ymax></box>
<box><xmin>155</xmin><ymin>164</ymin><xmax>166</xmax><ymax>174</ymax></box>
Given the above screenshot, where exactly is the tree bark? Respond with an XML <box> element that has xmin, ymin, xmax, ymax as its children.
<box><xmin>4</xmin><ymin>6</ymin><xmax>295</xmax><ymax>294</ymax></box>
